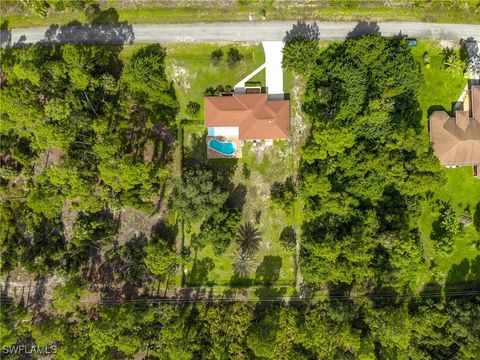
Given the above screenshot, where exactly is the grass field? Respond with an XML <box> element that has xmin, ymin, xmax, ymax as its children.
<box><xmin>164</xmin><ymin>43</ymin><xmax>265</xmax><ymax>120</ymax></box>
<box><xmin>410</xmin><ymin>40</ymin><xmax>467</xmax><ymax>123</ymax></box>
<box><xmin>184</xmin><ymin>126</ymin><xmax>299</xmax><ymax>286</ymax></box>
<box><xmin>411</xmin><ymin>40</ymin><xmax>480</xmax><ymax>290</ymax></box>
<box><xmin>418</xmin><ymin>168</ymin><xmax>480</xmax><ymax>289</ymax></box>
<box><xmin>2</xmin><ymin>1</ymin><xmax>479</xmax><ymax>28</ymax></box>
<box><xmin>181</xmin><ymin>126</ymin><xmax>299</xmax><ymax>289</ymax></box>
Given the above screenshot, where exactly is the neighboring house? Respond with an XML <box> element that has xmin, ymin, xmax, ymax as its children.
<box><xmin>205</xmin><ymin>41</ymin><xmax>289</xmax><ymax>158</ymax></box>
<box><xmin>429</xmin><ymin>85</ymin><xmax>480</xmax><ymax>177</ymax></box>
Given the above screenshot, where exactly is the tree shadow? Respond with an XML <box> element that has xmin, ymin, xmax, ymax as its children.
<box><xmin>185</xmin><ymin>257</ymin><xmax>215</xmax><ymax>286</ymax></box>
<box><xmin>255</xmin><ymin>255</ymin><xmax>282</xmax><ymax>286</ymax></box>
<box><xmin>0</xmin><ymin>20</ymin><xmax>11</xmax><ymax>47</ymax></box>
<box><xmin>184</xmin><ymin>131</ymin><xmax>207</xmax><ymax>167</ymax></box>
<box><xmin>40</xmin><ymin>7</ymin><xmax>135</xmax><ymax>46</ymax></box>
<box><xmin>226</xmin><ymin>183</ymin><xmax>247</xmax><ymax>211</ymax></box>
<box><xmin>427</xmin><ymin>104</ymin><xmax>449</xmax><ymax>118</ymax></box>
<box><xmin>151</xmin><ymin>220</ymin><xmax>178</xmax><ymax>248</ymax></box>
<box><xmin>474</xmin><ymin>201</ymin><xmax>480</xmax><ymax>234</ymax></box>
<box><xmin>446</xmin><ymin>256</ymin><xmax>480</xmax><ymax>290</ymax></box>
<box><xmin>283</xmin><ymin>21</ymin><xmax>320</xmax><ymax>41</ymax></box>
<box><xmin>255</xmin><ymin>286</ymin><xmax>287</xmax><ymax>300</ymax></box>
<box><xmin>346</xmin><ymin>21</ymin><xmax>380</xmax><ymax>39</ymax></box>
<box><xmin>229</xmin><ymin>273</ymin><xmax>254</xmax><ymax>287</ymax></box>
<box><xmin>29</xmin><ymin>276</ymin><xmax>48</xmax><ymax>312</ymax></box>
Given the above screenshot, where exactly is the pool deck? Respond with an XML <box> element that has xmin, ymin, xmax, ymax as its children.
<box><xmin>206</xmin><ymin>136</ymin><xmax>242</xmax><ymax>159</ymax></box>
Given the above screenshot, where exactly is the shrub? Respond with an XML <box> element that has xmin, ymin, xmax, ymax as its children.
<box><xmin>279</xmin><ymin>226</ymin><xmax>296</xmax><ymax>252</ymax></box>
<box><xmin>270</xmin><ymin>177</ymin><xmax>296</xmax><ymax>212</ymax></box>
<box><xmin>423</xmin><ymin>51</ymin><xmax>431</xmax><ymax>69</ymax></box>
<box><xmin>186</xmin><ymin>101</ymin><xmax>200</xmax><ymax>117</ymax></box>
<box><xmin>227</xmin><ymin>47</ymin><xmax>243</xmax><ymax>67</ymax></box>
<box><xmin>211</xmin><ymin>48</ymin><xmax>224</xmax><ymax>65</ymax></box>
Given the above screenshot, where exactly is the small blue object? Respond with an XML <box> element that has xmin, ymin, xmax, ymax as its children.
<box><xmin>208</xmin><ymin>138</ymin><xmax>236</xmax><ymax>156</ymax></box>
<box><xmin>408</xmin><ymin>39</ymin><xmax>418</xmax><ymax>47</ymax></box>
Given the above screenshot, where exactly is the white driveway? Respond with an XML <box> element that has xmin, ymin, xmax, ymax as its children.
<box><xmin>262</xmin><ymin>41</ymin><xmax>285</xmax><ymax>99</ymax></box>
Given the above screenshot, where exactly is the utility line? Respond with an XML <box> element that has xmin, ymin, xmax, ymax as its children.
<box><xmin>1</xmin><ymin>289</ymin><xmax>479</xmax><ymax>305</ymax></box>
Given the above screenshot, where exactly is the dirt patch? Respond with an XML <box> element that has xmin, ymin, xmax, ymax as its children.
<box><xmin>290</xmin><ymin>75</ymin><xmax>309</xmax><ymax>147</ymax></box>
<box><xmin>34</xmin><ymin>148</ymin><xmax>64</xmax><ymax>175</ymax></box>
<box><xmin>438</xmin><ymin>40</ymin><xmax>459</xmax><ymax>50</ymax></box>
<box><xmin>171</xmin><ymin>63</ymin><xmax>193</xmax><ymax>90</ymax></box>
<box><xmin>116</xmin><ymin>207</ymin><xmax>164</xmax><ymax>245</ymax></box>
<box><xmin>61</xmin><ymin>201</ymin><xmax>79</xmax><ymax>243</ymax></box>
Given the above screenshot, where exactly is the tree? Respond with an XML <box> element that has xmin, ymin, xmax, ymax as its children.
<box><xmin>200</xmin><ymin>208</ymin><xmax>241</xmax><ymax>255</ymax></box>
<box><xmin>440</xmin><ymin>207</ymin><xmax>460</xmax><ymax>236</ymax></box>
<box><xmin>52</xmin><ymin>277</ymin><xmax>89</xmax><ymax>314</ymax></box>
<box><xmin>270</xmin><ymin>177</ymin><xmax>296</xmax><ymax>211</ymax></box>
<box><xmin>186</xmin><ymin>101</ymin><xmax>201</xmax><ymax>117</ymax></box>
<box><xmin>236</xmin><ymin>222</ymin><xmax>262</xmax><ymax>255</ymax></box>
<box><xmin>121</xmin><ymin>44</ymin><xmax>178</xmax><ymax>126</ymax></box>
<box><xmin>144</xmin><ymin>238</ymin><xmax>180</xmax><ymax>280</ymax></box>
<box><xmin>20</xmin><ymin>0</ymin><xmax>92</xmax><ymax>17</ymax></box>
<box><xmin>210</xmin><ymin>48</ymin><xmax>224</xmax><ymax>65</ymax></box>
<box><xmin>423</xmin><ymin>51</ymin><xmax>431</xmax><ymax>69</ymax></box>
<box><xmin>298</xmin><ymin>35</ymin><xmax>443</xmax><ymax>288</ymax></box>
<box><xmin>227</xmin><ymin>47</ymin><xmax>243</xmax><ymax>67</ymax></box>
<box><xmin>444</xmin><ymin>52</ymin><xmax>466</xmax><ymax>74</ymax></box>
<box><xmin>170</xmin><ymin>169</ymin><xmax>228</xmax><ymax>223</ymax></box>
<box><xmin>233</xmin><ymin>250</ymin><xmax>254</xmax><ymax>277</ymax></box>
<box><xmin>279</xmin><ymin>226</ymin><xmax>296</xmax><ymax>252</ymax></box>
<box><xmin>282</xmin><ymin>37</ymin><xmax>319</xmax><ymax>74</ymax></box>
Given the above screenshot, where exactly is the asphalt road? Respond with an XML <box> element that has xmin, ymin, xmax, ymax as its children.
<box><xmin>1</xmin><ymin>21</ymin><xmax>479</xmax><ymax>47</ymax></box>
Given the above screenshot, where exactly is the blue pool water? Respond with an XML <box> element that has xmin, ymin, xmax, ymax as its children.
<box><xmin>209</xmin><ymin>139</ymin><xmax>236</xmax><ymax>156</ymax></box>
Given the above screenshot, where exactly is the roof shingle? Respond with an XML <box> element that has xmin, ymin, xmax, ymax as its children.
<box><xmin>430</xmin><ymin>86</ymin><xmax>480</xmax><ymax>166</ymax></box>
<box><xmin>204</xmin><ymin>93</ymin><xmax>289</xmax><ymax>140</ymax></box>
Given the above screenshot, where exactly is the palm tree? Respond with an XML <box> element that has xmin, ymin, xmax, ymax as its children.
<box><xmin>236</xmin><ymin>222</ymin><xmax>262</xmax><ymax>255</ymax></box>
<box><xmin>444</xmin><ymin>53</ymin><xmax>464</xmax><ymax>74</ymax></box>
<box><xmin>233</xmin><ymin>250</ymin><xmax>254</xmax><ymax>277</ymax></box>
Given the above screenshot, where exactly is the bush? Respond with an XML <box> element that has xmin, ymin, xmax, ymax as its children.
<box><xmin>186</xmin><ymin>101</ymin><xmax>200</xmax><ymax>117</ymax></box>
<box><xmin>423</xmin><ymin>51</ymin><xmax>431</xmax><ymax>69</ymax></box>
<box><xmin>227</xmin><ymin>47</ymin><xmax>243</xmax><ymax>67</ymax></box>
<box><xmin>211</xmin><ymin>48</ymin><xmax>224</xmax><ymax>65</ymax></box>
<box><xmin>203</xmin><ymin>85</ymin><xmax>229</xmax><ymax>96</ymax></box>
<box><xmin>270</xmin><ymin>177</ymin><xmax>296</xmax><ymax>212</ymax></box>
<box><xmin>279</xmin><ymin>226</ymin><xmax>296</xmax><ymax>252</ymax></box>
<box><xmin>200</xmin><ymin>209</ymin><xmax>241</xmax><ymax>255</ymax></box>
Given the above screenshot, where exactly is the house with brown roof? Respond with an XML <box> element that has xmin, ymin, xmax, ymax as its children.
<box><xmin>204</xmin><ymin>93</ymin><xmax>289</xmax><ymax>158</ymax></box>
<box><xmin>204</xmin><ymin>41</ymin><xmax>289</xmax><ymax>158</ymax></box>
<box><xmin>429</xmin><ymin>85</ymin><xmax>480</xmax><ymax>177</ymax></box>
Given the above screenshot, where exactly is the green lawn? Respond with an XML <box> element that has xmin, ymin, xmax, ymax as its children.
<box><xmin>418</xmin><ymin>168</ymin><xmax>480</xmax><ymax>289</ymax></box>
<box><xmin>182</xmin><ymin>130</ymin><xmax>298</xmax><ymax>290</ymax></box>
<box><xmin>410</xmin><ymin>40</ymin><xmax>467</xmax><ymax>123</ymax></box>
<box><xmin>2</xmin><ymin>1</ymin><xmax>479</xmax><ymax>28</ymax></box>
<box><xmin>411</xmin><ymin>40</ymin><xmax>480</xmax><ymax>290</ymax></box>
<box><xmin>164</xmin><ymin>43</ymin><xmax>265</xmax><ymax>120</ymax></box>
<box><xmin>121</xmin><ymin>42</ymin><xmax>264</xmax><ymax>122</ymax></box>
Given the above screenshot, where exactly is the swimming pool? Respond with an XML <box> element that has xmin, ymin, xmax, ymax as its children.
<box><xmin>208</xmin><ymin>138</ymin><xmax>236</xmax><ymax>156</ymax></box>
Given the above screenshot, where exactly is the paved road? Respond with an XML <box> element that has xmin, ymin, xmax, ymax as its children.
<box><xmin>1</xmin><ymin>21</ymin><xmax>479</xmax><ymax>47</ymax></box>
